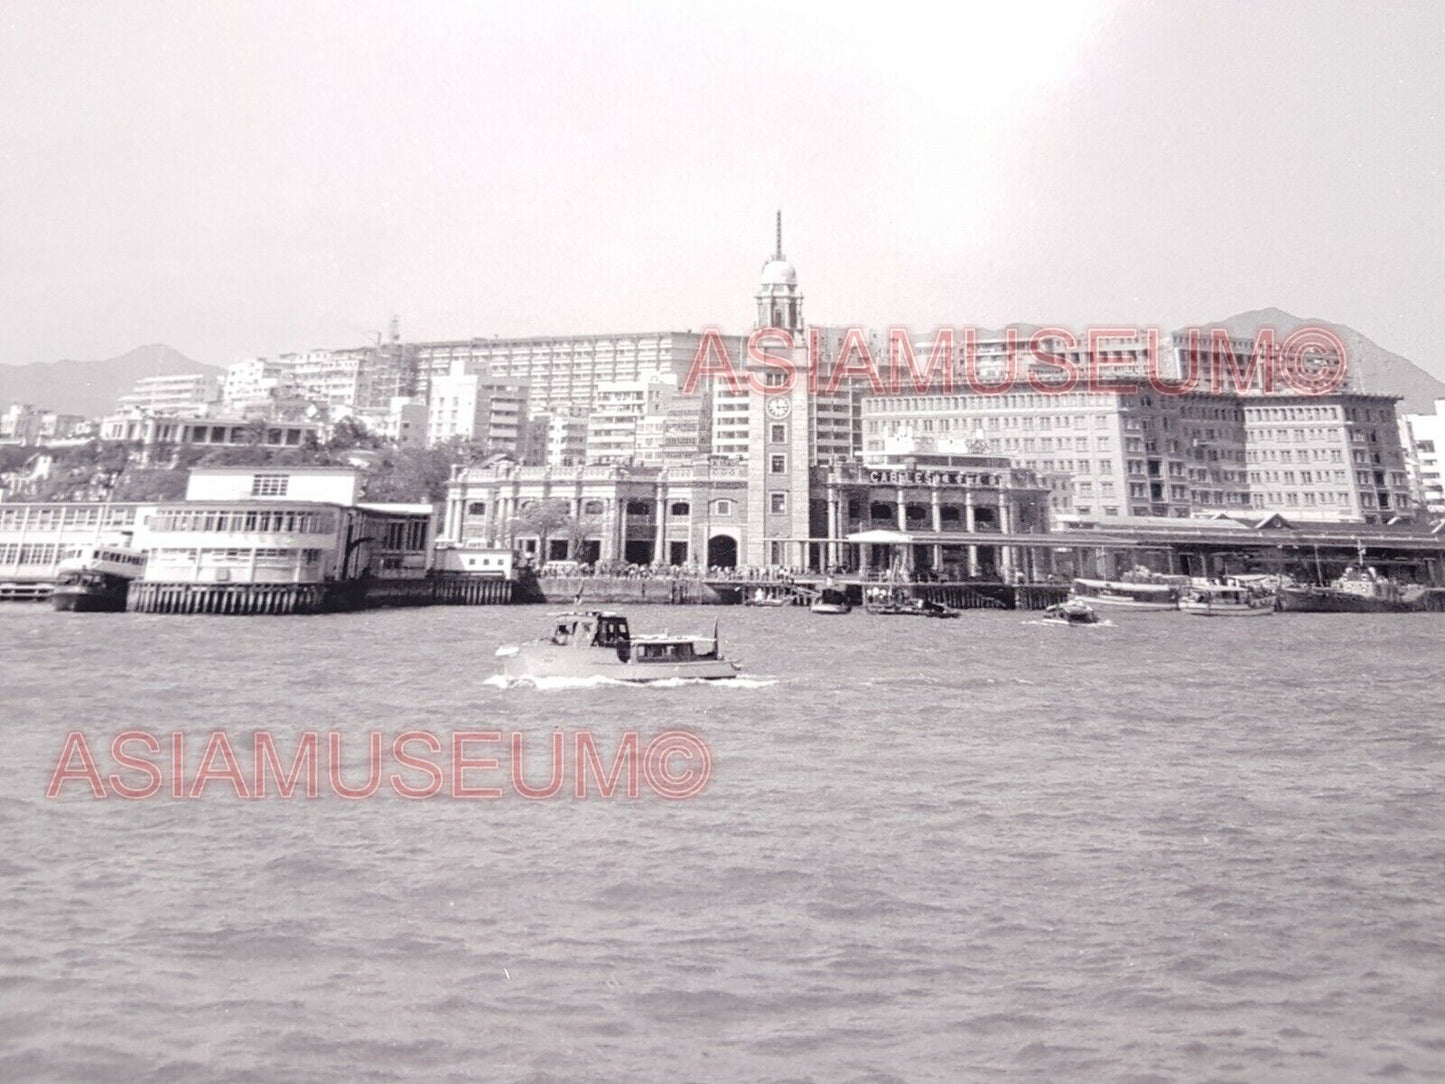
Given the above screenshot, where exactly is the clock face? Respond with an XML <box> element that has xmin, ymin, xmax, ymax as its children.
<box><xmin>765</xmin><ymin>395</ymin><xmax>793</xmax><ymax>420</ymax></box>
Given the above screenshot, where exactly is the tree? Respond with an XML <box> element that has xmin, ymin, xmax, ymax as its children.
<box><xmin>511</xmin><ymin>498</ymin><xmax>575</xmax><ymax>565</ymax></box>
<box><xmin>328</xmin><ymin>416</ymin><xmax>381</xmax><ymax>451</ymax></box>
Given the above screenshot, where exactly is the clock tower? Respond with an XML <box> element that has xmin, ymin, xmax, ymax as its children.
<box><xmin>745</xmin><ymin>211</ymin><xmax>813</xmax><ymax>568</ymax></box>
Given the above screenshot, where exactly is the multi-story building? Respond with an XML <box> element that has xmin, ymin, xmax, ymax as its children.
<box><xmin>584</xmin><ymin>377</ymin><xmax>680</xmax><ymax>464</ymax></box>
<box><xmin>222</xmin><ymin>357</ymin><xmax>297</xmax><ymax>409</ymax></box>
<box><xmin>437</xmin><ymin>443</ymin><xmax>1051</xmax><ymax>577</ymax></box>
<box><xmin>351</xmin><ymin>396</ymin><xmax>429</xmax><ymax>448</ymax></box>
<box><xmin>864</xmin><ymin>384</ymin><xmax>1412</xmax><ymax>524</ymax></box>
<box><xmin>114</xmin><ymin>373</ymin><xmax>220</xmax><ymax>416</ymax></box>
<box><xmin>282</xmin><ymin>350</ymin><xmax>364</xmax><ymax>413</ymax></box>
<box><xmin>1242</xmin><ymin>393</ymin><xmax>1412</xmax><ymax>521</ymax></box>
<box><xmin>98</xmin><ymin>413</ymin><xmax>321</xmax><ymax>450</ymax></box>
<box><xmin>426</xmin><ymin>363</ymin><xmax>529</xmax><ymax>452</ymax></box>
<box><xmin>0</xmin><ymin>404</ymin><xmax>86</xmax><ymax>445</ymax></box>
<box><xmin>412</xmin><ymin>331</ymin><xmax>714</xmax><ymax>416</ymax></box>
<box><xmin>1401</xmin><ymin>398</ymin><xmax>1445</xmax><ymax>518</ymax></box>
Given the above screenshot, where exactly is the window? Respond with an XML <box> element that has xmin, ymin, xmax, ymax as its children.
<box><xmin>769</xmin><ymin>492</ymin><xmax>787</xmax><ymax>514</ymax></box>
<box><xmin>770</xmin><ymin>454</ymin><xmax>786</xmax><ymax>473</ymax></box>
<box><xmin>669</xmin><ymin>502</ymin><xmax>690</xmax><ymax>516</ymax></box>
<box><xmin>466</xmin><ymin>501</ymin><xmax>486</xmax><ymax>516</ymax></box>
<box><xmin>252</xmin><ymin>474</ymin><xmax>288</xmax><ymax>497</ymax></box>
<box><xmin>712</xmin><ymin>499</ymin><xmax>733</xmax><ymax>516</ymax></box>
<box><xmin>770</xmin><ymin>424</ymin><xmax>786</xmax><ymax>443</ymax></box>
<box><xmin>582</xmin><ymin>500</ymin><xmax>605</xmax><ymax>516</ymax></box>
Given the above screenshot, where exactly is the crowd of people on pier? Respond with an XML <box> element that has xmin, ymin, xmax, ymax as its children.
<box><xmin>525</xmin><ymin>559</ymin><xmax>1070</xmax><ymax>585</ymax></box>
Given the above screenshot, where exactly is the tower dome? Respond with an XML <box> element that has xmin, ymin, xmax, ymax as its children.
<box><xmin>759</xmin><ymin>257</ymin><xmax>798</xmax><ymax>287</ymax></box>
<box><xmin>755</xmin><ymin>210</ymin><xmax>803</xmax><ymax>334</ymax></box>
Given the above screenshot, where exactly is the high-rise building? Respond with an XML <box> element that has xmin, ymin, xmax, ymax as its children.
<box><xmin>426</xmin><ymin>362</ymin><xmax>529</xmax><ymax>452</ymax></box>
<box><xmin>864</xmin><ymin>385</ymin><xmax>1413</xmax><ymax>524</ymax></box>
<box><xmin>1400</xmin><ymin>398</ymin><xmax>1445</xmax><ymax>518</ymax></box>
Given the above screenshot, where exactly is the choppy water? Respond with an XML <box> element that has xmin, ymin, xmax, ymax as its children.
<box><xmin>1</xmin><ymin>604</ymin><xmax>1443</xmax><ymax>1082</ymax></box>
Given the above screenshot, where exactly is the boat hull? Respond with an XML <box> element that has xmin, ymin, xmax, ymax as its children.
<box><xmin>1071</xmin><ymin>594</ymin><xmax>1176</xmax><ymax>611</ymax></box>
<box><xmin>1278</xmin><ymin>587</ymin><xmax>1426</xmax><ymax>614</ymax></box>
<box><xmin>810</xmin><ymin>603</ymin><xmax>851</xmax><ymax>615</ymax></box>
<box><xmin>864</xmin><ymin>604</ymin><xmax>959</xmax><ymax>618</ymax></box>
<box><xmin>1178</xmin><ymin>600</ymin><xmax>1274</xmax><ymax>617</ymax></box>
<box><xmin>51</xmin><ymin>586</ymin><xmax>129</xmax><ymax>613</ymax></box>
<box><xmin>499</xmin><ymin>643</ymin><xmax>740</xmax><ymax>682</ymax></box>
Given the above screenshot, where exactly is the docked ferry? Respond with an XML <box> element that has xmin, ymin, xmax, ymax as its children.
<box><xmin>496</xmin><ymin>610</ymin><xmax>741</xmax><ymax>682</ymax></box>
<box><xmin>51</xmin><ymin>546</ymin><xmax>147</xmax><ymax>612</ymax></box>
<box><xmin>1070</xmin><ymin>577</ymin><xmax>1182</xmax><ymax>611</ymax></box>
<box><xmin>1178</xmin><ymin>583</ymin><xmax>1275</xmax><ymax>617</ymax></box>
<box><xmin>1279</xmin><ymin>565</ymin><xmax>1430</xmax><ymax>614</ymax></box>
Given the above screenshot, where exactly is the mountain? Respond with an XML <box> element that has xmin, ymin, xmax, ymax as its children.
<box><xmin>1209</xmin><ymin>308</ymin><xmax>1445</xmax><ymax>416</ymax></box>
<box><xmin>0</xmin><ymin>345</ymin><xmax>223</xmax><ymax>419</ymax></box>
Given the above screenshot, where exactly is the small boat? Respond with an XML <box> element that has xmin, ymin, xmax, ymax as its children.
<box><xmin>51</xmin><ymin>546</ymin><xmax>147</xmax><ymax>612</ymax></box>
<box><xmin>1041</xmin><ymin>599</ymin><xmax>1101</xmax><ymax>626</ymax></box>
<box><xmin>496</xmin><ymin>610</ymin><xmax>741</xmax><ymax>682</ymax></box>
<box><xmin>1070</xmin><ymin>577</ymin><xmax>1182</xmax><ymax>611</ymax></box>
<box><xmin>1178</xmin><ymin>583</ymin><xmax>1275</xmax><ymax>617</ymax></box>
<box><xmin>864</xmin><ymin>587</ymin><xmax>959</xmax><ymax>618</ymax></box>
<box><xmin>810</xmin><ymin>586</ymin><xmax>852</xmax><ymax>615</ymax></box>
<box><xmin>744</xmin><ymin>587</ymin><xmax>789</xmax><ymax>607</ymax></box>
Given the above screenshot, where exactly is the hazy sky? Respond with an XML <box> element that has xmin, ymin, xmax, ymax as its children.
<box><xmin>1</xmin><ymin>1</ymin><xmax>1441</xmax><ymax>375</ymax></box>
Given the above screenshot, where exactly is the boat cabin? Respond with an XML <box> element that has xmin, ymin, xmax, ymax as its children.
<box><xmin>549</xmin><ymin>611</ymin><xmax>630</xmax><ymax>648</ymax></box>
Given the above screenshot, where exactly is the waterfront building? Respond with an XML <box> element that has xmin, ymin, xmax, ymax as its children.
<box><xmin>0</xmin><ymin>502</ymin><xmax>150</xmax><ymax>582</ymax></box>
<box><xmin>864</xmin><ymin>386</ymin><xmax>1413</xmax><ymax>525</ymax></box>
<box><xmin>1401</xmin><ymin>398</ymin><xmax>1445</xmax><ymax>518</ymax></box>
<box><xmin>133</xmin><ymin>467</ymin><xmax>434</xmax><ymax>586</ymax></box>
<box><xmin>439</xmin><ymin>457</ymin><xmax>750</xmax><ymax>568</ymax></box>
<box><xmin>437</xmin><ymin>442</ymin><xmax>1051</xmax><ymax>578</ymax></box>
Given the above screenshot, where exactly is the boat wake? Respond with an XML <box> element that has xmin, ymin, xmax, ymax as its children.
<box><xmin>1020</xmin><ymin>618</ymin><xmax>1116</xmax><ymax>628</ymax></box>
<box><xmin>482</xmin><ymin>673</ymin><xmax>779</xmax><ymax>691</ymax></box>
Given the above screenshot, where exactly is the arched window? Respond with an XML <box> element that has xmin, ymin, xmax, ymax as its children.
<box><xmin>670</xmin><ymin>502</ymin><xmax>690</xmax><ymax>516</ymax></box>
<box><xmin>582</xmin><ymin>500</ymin><xmax>605</xmax><ymax>516</ymax></box>
<box><xmin>466</xmin><ymin>501</ymin><xmax>486</xmax><ymax>516</ymax></box>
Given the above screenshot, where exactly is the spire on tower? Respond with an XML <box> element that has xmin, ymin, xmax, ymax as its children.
<box><xmin>775</xmin><ymin>209</ymin><xmax>783</xmax><ymax>260</ymax></box>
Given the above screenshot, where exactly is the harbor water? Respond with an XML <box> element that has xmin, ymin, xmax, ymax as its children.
<box><xmin>1</xmin><ymin>605</ymin><xmax>1442</xmax><ymax>1081</ymax></box>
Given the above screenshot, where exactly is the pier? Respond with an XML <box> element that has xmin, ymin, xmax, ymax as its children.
<box><xmin>127</xmin><ymin>573</ymin><xmax>514</xmax><ymax>615</ymax></box>
<box><xmin>530</xmin><ymin>574</ymin><xmax>1070</xmax><ymax>609</ymax></box>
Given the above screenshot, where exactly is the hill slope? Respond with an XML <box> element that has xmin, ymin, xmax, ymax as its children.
<box><xmin>0</xmin><ymin>345</ymin><xmax>222</xmax><ymax>418</ymax></box>
<box><xmin>1211</xmin><ymin>308</ymin><xmax>1445</xmax><ymax>416</ymax></box>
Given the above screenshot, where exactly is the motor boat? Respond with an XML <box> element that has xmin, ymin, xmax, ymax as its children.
<box><xmin>496</xmin><ymin>610</ymin><xmax>741</xmax><ymax>682</ymax></box>
<box><xmin>1041</xmin><ymin>599</ymin><xmax>1102</xmax><ymax>626</ymax></box>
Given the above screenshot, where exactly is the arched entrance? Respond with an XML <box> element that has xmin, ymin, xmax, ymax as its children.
<box><xmin>706</xmin><ymin>534</ymin><xmax>738</xmax><ymax>569</ymax></box>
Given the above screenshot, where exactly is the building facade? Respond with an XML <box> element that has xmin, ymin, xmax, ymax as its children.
<box><xmin>1401</xmin><ymin>398</ymin><xmax>1445</xmax><ymax>518</ymax></box>
<box><xmin>865</xmin><ymin>386</ymin><xmax>1413</xmax><ymax>524</ymax></box>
